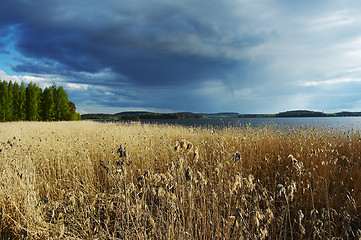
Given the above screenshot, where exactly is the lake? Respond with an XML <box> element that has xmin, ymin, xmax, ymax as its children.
<box><xmin>101</xmin><ymin>117</ymin><xmax>361</xmax><ymax>130</ymax></box>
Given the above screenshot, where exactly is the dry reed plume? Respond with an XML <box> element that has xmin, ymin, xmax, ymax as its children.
<box><xmin>0</xmin><ymin>121</ymin><xmax>360</xmax><ymax>239</ymax></box>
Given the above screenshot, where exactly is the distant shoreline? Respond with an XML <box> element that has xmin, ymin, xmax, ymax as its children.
<box><xmin>81</xmin><ymin>110</ymin><xmax>361</xmax><ymax>120</ymax></box>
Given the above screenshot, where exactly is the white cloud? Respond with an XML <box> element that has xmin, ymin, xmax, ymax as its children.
<box><xmin>63</xmin><ymin>82</ymin><xmax>89</xmax><ymax>90</ymax></box>
<box><xmin>0</xmin><ymin>69</ymin><xmax>54</xmax><ymax>88</ymax></box>
<box><xmin>307</xmin><ymin>11</ymin><xmax>355</xmax><ymax>28</ymax></box>
<box><xmin>301</xmin><ymin>78</ymin><xmax>361</xmax><ymax>87</ymax></box>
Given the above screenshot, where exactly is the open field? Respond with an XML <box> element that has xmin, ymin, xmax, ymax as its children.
<box><xmin>0</xmin><ymin>121</ymin><xmax>360</xmax><ymax>239</ymax></box>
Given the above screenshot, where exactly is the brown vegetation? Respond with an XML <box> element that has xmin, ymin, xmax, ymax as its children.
<box><xmin>0</xmin><ymin>121</ymin><xmax>360</xmax><ymax>239</ymax></box>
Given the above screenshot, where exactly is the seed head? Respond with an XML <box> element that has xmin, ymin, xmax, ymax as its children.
<box><xmin>289</xmin><ymin>154</ymin><xmax>298</xmax><ymax>165</ymax></box>
<box><xmin>116</xmin><ymin>160</ymin><xmax>124</xmax><ymax>166</ymax></box>
<box><xmin>186</xmin><ymin>142</ymin><xmax>193</xmax><ymax>150</ymax></box>
<box><xmin>185</xmin><ymin>167</ymin><xmax>192</xmax><ymax>181</ymax></box>
<box><xmin>137</xmin><ymin>175</ymin><xmax>144</xmax><ymax>182</ymax></box>
<box><xmin>298</xmin><ymin>209</ymin><xmax>304</xmax><ymax>225</ymax></box>
<box><xmin>117</xmin><ymin>144</ymin><xmax>126</xmax><ymax>158</ymax></box>
<box><xmin>158</xmin><ymin>187</ymin><xmax>166</xmax><ymax>198</ymax></box>
<box><xmin>276</xmin><ymin>184</ymin><xmax>285</xmax><ymax>197</ymax></box>
<box><xmin>233</xmin><ymin>152</ymin><xmax>242</xmax><ymax>162</ymax></box>
<box><xmin>148</xmin><ymin>216</ymin><xmax>155</xmax><ymax>227</ymax></box>
<box><xmin>180</xmin><ymin>139</ymin><xmax>187</xmax><ymax>149</ymax></box>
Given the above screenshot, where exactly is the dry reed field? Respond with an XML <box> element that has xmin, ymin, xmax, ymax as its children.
<box><xmin>0</xmin><ymin>121</ymin><xmax>360</xmax><ymax>239</ymax></box>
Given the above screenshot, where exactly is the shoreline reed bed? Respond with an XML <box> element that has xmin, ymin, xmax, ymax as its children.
<box><xmin>0</xmin><ymin>121</ymin><xmax>360</xmax><ymax>239</ymax></box>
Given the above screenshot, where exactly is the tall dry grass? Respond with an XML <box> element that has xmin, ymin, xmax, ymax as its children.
<box><xmin>0</xmin><ymin>121</ymin><xmax>360</xmax><ymax>239</ymax></box>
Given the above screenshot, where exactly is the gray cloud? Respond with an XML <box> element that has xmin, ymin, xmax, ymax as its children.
<box><xmin>1</xmin><ymin>0</ymin><xmax>361</xmax><ymax>113</ymax></box>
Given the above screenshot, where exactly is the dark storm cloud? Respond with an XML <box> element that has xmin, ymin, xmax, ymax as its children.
<box><xmin>0</xmin><ymin>0</ymin><xmax>266</xmax><ymax>84</ymax></box>
<box><xmin>0</xmin><ymin>25</ymin><xmax>12</xmax><ymax>49</ymax></box>
<box><xmin>2</xmin><ymin>0</ymin><xmax>361</xmax><ymax>113</ymax></box>
<box><xmin>0</xmin><ymin>0</ymin><xmax>274</xmax><ymax>113</ymax></box>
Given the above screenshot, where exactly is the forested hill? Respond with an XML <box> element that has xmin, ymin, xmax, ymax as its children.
<box><xmin>275</xmin><ymin>110</ymin><xmax>327</xmax><ymax>117</ymax></box>
<box><xmin>0</xmin><ymin>80</ymin><xmax>80</xmax><ymax>122</ymax></box>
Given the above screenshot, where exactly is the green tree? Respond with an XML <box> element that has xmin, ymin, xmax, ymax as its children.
<box><xmin>26</xmin><ymin>82</ymin><xmax>41</xmax><ymax>121</ymax></box>
<box><xmin>13</xmin><ymin>81</ymin><xmax>20</xmax><ymax>121</ymax></box>
<box><xmin>69</xmin><ymin>101</ymin><xmax>76</xmax><ymax>115</ymax></box>
<box><xmin>41</xmin><ymin>86</ymin><xmax>55</xmax><ymax>121</ymax></box>
<box><xmin>54</xmin><ymin>86</ymin><xmax>70</xmax><ymax>120</ymax></box>
<box><xmin>0</xmin><ymin>81</ymin><xmax>6</xmax><ymax>121</ymax></box>
<box><xmin>0</xmin><ymin>81</ymin><xmax>10</xmax><ymax>121</ymax></box>
<box><xmin>0</xmin><ymin>80</ymin><xmax>78</xmax><ymax>122</ymax></box>
<box><xmin>7</xmin><ymin>80</ymin><xmax>14</xmax><ymax>121</ymax></box>
<box><xmin>68</xmin><ymin>101</ymin><xmax>81</xmax><ymax>120</ymax></box>
<box><xmin>19</xmin><ymin>82</ymin><xmax>27</xmax><ymax>121</ymax></box>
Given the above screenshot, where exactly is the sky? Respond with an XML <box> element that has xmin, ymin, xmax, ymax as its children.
<box><xmin>1</xmin><ymin>0</ymin><xmax>361</xmax><ymax>114</ymax></box>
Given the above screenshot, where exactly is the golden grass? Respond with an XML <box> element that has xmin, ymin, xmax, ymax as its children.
<box><xmin>0</xmin><ymin>121</ymin><xmax>360</xmax><ymax>239</ymax></box>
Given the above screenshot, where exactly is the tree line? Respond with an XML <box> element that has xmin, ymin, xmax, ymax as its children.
<box><xmin>0</xmin><ymin>80</ymin><xmax>80</xmax><ymax>122</ymax></box>
<box><xmin>81</xmin><ymin>112</ymin><xmax>204</xmax><ymax>120</ymax></box>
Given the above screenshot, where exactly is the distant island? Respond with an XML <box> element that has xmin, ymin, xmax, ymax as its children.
<box><xmin>81</xmin><ymin>110</ymin><xmax>361</xmax><ymax>120</ymax></box>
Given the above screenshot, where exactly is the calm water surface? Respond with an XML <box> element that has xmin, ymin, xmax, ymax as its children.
<box><xmin>109</xmin><ymin>117</ymin><xmax>361</xmax><ymax>130</ymax></box>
